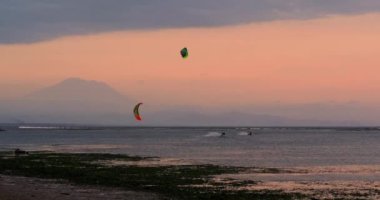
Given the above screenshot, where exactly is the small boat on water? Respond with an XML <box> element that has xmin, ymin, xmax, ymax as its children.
<box><xmin>0</xmin><ymin>128</ymin><xmax>5</xmax><ymax>131</ymax></box>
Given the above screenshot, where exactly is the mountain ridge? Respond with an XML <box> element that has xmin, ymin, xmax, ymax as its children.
<box><xmin>25</xmin><ymin>77</ymin><xmax>128</xmax><ymax>102</ymax></box>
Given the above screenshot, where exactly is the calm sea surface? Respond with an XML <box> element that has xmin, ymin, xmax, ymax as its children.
<box><xmin>1</xmin><ymin>126</ymin><xmax>380</xmax><ymax>168</ymax></box>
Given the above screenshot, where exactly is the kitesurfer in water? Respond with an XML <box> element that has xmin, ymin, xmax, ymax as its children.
<box><xmin>14</xmin><ymin>148</ymin><xmax>28</xmax><ymax>156</ymax></box>
<box><xmin>220</xmin><ymin>132</ymin><xmax>226</xmax><ymax>137</ymax></box>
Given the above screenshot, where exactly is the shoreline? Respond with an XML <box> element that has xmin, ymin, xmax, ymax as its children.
<box><xmin>0</xmin><ymin>151</ymin><xmax>302</xmax><ymax>200</ymax></box>
<box><xmin>1</xmin><ymin>151</ymin><xmax>379</xmax><ymax>199</ymax></box>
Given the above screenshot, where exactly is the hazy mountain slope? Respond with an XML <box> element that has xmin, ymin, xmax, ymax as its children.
<box><xmin>0</xmin><ymin>78</ymin><xmax>361</xmax><ymax>126</ymax></box>
<box><xmin>0</xmin><ymin>78</ymin><xmax>133</xmax><ymax>124</ymax></box>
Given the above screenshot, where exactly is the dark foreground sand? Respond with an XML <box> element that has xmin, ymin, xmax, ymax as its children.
<box><xmin>0</xmin><ymin>175</ymin><xmax>160</xmax><ymax>200</ymax></box>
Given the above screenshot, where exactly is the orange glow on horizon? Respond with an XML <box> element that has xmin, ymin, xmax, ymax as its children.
<box><xmin>1</xmin><ymin>13</ymin><xmax>380</xmax><ymax>106</ymax></box>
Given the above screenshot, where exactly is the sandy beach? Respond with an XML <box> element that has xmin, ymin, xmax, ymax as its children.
<box><xmin>0</xmin><ymin>152</ymin><xmax>303</xmax><ymax>200</ymax></box>
<box><xmin>0</xmin><ymin>175</ymin><xmax>160</xmax><ymax>200</ymax></box>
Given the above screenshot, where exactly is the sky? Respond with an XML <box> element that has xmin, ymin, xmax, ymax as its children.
<box><xmin>1</xmin><ymin>1</ymin><xmax>380</xmax><ymax>124</ymax></box>
<box><xmin>2</xmin><ymin>0</ymin><xmax>380</xmax><ymax>44</ymax></box>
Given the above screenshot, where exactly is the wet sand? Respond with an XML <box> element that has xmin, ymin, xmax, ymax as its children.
<box><xmin>2</xmin><ymin>154</ymin><xmax>380</xmax><ymax>199</ymax></box>
<box><xmin>96</xmin><ymin>157</ymin><xmax>197</xmax><ymax>167</ymax></box>
<box><xmin>0</xmin><ymin>175</ymin><xmax>160</xmax><ymax>200</ymax></box>
<box><xmin>217</xmin><ymin>165</ymin><xmax>380</xmax><ymax>199</ymax></box>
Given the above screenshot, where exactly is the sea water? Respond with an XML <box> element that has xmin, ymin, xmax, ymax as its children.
<box><xmin>1</xmin><ymin>126</ymin><xmax>379</xmax><ymax>168</ymax></box>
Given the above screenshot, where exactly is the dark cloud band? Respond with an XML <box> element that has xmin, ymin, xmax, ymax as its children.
<box><xmin>1</xmin><ymin>0</ymin><xmax>380</xmax><ymax>44</ymax></box>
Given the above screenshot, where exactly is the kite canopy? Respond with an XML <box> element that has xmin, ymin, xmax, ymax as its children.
<box><xmin>180</xmin><ymin>47</ymin><xmax>188</xmax><ymax>59</ymax></box>
<box><xmin>133</xmin><ymin>103</ymin><xmax>143</xmax><ymax>121</ymax></box>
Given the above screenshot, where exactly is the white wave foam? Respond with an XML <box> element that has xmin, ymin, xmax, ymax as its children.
<box><xmin>238</xmin><ymin>131</ymin><xmax>249</xmax><ymax>136</ymax></box>
<box><xmin>19</xmin><ymin>126</ymin><xmax>61</xmax><ymax>129</ymax></box>
<box><xmin>204</xmin><ymin>132</ymin><xmax>223</xmax><ymax>137</ymax></box>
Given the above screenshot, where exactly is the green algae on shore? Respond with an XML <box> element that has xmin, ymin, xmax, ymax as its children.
<box><xmin>0</xmin><ymin>151</ymin><xmax>303</xmax><ymax>200</ymax></box>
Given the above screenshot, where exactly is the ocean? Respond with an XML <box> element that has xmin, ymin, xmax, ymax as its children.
<box><xmin>1</xmin><ymin>126</ymin><xmax>379</xmax><ymax>168</ymax></box>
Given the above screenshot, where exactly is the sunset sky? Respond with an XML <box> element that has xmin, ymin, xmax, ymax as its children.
<box><xmin>2</xmin><ymin>1</ymin><xmax>380</xmax><ymax>124</ymax></box>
